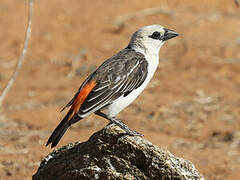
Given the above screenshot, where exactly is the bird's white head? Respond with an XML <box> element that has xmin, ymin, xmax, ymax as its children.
<box><xmin>128</xmin><ymin>24</ymin><xmax>178</xmax><ymax>55</ymax></box>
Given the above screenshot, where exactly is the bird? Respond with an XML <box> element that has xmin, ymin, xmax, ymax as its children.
<box><xmin>46</xmin><ymin>24</ymin><xmax>178</xmax><ymax>148</ymax></box>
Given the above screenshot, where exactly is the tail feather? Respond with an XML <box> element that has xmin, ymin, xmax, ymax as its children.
<box><xmin>50</xmin><ymin>124</ymin><xmax>69</xmax><ymax>148</ymax></box>
<box><xmin>46</xmin><ymin>110</ymin><xmax>80</xmax><ymax>148</ymax></box>
<box><xmin>46</xmin><ymin>80</ymin><xmax>96</xmax><ymax>148</ymax></box>
<box><xmin>46</xmin><ymin>111</ymin><xmax>70</xmax><ymax>147</ymax></box>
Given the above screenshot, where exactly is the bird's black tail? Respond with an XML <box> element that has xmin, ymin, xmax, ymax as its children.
<box><xmin>46</xmin><ymin>79</ymin><xmax>96</xmax><ymax>148</ymax></box>
<box><xmin>46</xmin><ymin>110</ymin><xmax>81</xmax><ymax>148</ymax></box>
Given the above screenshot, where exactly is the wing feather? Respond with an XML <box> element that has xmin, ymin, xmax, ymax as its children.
<box><xmin>62</xmin><ymin>48</ymin><xmax>149</xmax><ymax>117</ymax></box>
<box><xmin>78</xmin><ymin>49</ymin><xmax>148</xmax><ymax>117</ymax></box>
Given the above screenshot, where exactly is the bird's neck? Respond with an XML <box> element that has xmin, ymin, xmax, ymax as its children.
<box><xmin>130</xmin><ymin>43</ymin><xmax>160</xmax><ymax>60</ymax></box>
<box><xmin>128</xmin><ymin>38</ymin><xmax>162</xmax><ymax>57</ymax></box>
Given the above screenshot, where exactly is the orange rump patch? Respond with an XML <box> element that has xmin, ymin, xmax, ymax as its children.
<box><xmin>69</xmin><ymin>80</ymin><xmax>96</xmax><ymax>120</ymax></box>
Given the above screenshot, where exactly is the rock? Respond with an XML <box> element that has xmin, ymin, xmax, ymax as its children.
<box><xmin>33</xmin><ymin>125</ymin><xmax>204</xmax><ymax>180</ymax></box>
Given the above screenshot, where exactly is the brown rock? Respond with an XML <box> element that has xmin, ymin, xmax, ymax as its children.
<box><xmin>33</xmin><ymin>125</ymin><xmax>204</xmax><ymax>180</ymax></box>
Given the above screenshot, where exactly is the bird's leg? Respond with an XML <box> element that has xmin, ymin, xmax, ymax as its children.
<box><xmin>95</xmin><ymin>111</ymin><xmax>143</xmax><ymax>137</ymax></box>
<box><xmin>105</xmin><ymin>122</ymin><xmax>115</xmax><ymax>129</ymax></box>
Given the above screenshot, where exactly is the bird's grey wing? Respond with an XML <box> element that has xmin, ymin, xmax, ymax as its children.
<box><xmin>79</xmin><ymin>48</ymin><xmax>148</xmax><ymax>116</ymax></box>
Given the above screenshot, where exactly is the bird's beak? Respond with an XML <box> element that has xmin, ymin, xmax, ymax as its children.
<box><xmin>162</xmin><ymin>28</ymin><xmax>179</xmax><ymax>41</ymax></box>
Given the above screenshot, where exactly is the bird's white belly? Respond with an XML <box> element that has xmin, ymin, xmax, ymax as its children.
<box><xmin>107</xmin><ymin>55</ymin><xmax>159</xmax><ymax>118</ymax></box>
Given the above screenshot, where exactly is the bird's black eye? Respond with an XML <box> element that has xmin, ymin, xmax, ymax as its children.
<box><xmin>148</xmin><ymin>31</ymin><xmax>161</xmax><ymax>40</ymax></box>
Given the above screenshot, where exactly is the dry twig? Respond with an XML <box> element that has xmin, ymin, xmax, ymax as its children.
<box><xmin>0</xmin><ymin>0</ymin><xmax>34</xmax><ymax>107</ymax></box>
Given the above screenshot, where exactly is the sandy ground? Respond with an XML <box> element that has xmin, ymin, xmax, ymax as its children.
<box><xmin>0</xmin><ymin>0</ymin><xmax>240</xmax><ymax>179</ymax></box>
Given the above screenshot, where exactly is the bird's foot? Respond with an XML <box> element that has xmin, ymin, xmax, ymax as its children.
<box><xmin>109</xmin><ymin>117</ymin><xmax>143</xmax><ymax>137</ymax></box>
<box><xmin>95</xmin><ymin>111</ymin><xmax>143</xmax><ymax>137</ymax></box>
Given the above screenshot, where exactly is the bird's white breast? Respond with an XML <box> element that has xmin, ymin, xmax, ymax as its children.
<box><xmin>106</xmin><ymin>53</ymin><xmax>159</xmax><ymax>118</ymax></box>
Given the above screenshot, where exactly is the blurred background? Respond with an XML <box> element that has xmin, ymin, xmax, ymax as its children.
<box><xmin>0</xmin><ymin>0</ymin><xmax>240</xmax><ymax>179</ymax></box>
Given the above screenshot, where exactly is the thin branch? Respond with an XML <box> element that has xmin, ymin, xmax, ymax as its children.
<box><xmin>0</xmin><ymin>0</ymin><xmax>34</xmax><ymax>106</ymax></box>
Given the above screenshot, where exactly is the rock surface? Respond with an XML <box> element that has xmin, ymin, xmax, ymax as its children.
<box><xmin>33</xmin><ymin>125</ymin><xmax>204</xmax><ymax>180</ymax></box>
